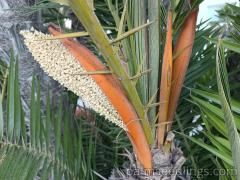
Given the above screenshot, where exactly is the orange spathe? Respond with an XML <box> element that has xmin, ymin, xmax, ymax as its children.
<box><xmin>48</xmin><ymin>25</ymin><xmax>153</xmax><ymax>171</ymax></box>
<box><xmin>157</xmin><ymin>10</ymin><xmax>173</xmax><ymax>146</ymax></box>
<box><xmin>167</xmin><ymin>9</ymin><xmax>199</xmax><ymax>130</ymax></box>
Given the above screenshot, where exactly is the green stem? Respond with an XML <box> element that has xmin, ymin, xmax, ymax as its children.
<box><xmin>1</xmin><ymin>70</ymin><xmax>8</xmax><ymax>103</ymax></box>
<box><xmin>148</xmin><ymin>0</ymin><xmax>160</xmax><ymax>122</ymax></box>
<box><xmin>69</xmin><ymin>0</ymin><xmax>153</xmax><ymax>144</ymax></box>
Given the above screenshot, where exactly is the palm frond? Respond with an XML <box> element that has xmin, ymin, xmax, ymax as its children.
<box><xmin>216</xmin><ymin>39</ymin><xmax>240</xmax><ymax>178</ymax></box>
<box><xmin>148</xmin><ymin>0</ymin><xmax>166</xmax><ymax>121</ymax></box>
<box><xmin>67</xmin><ymin>0</ymin><xmax>153</xmax><ymax>143</ymax></box>
<box><xmin>186</xmin><ymin>40</ymin><xmax>240</xmax><ymax>177</ymax></box>
<box><xmin>0</xmin><ymin>52</ymin><xmax>120</xmax><ymax>179</ymax></box>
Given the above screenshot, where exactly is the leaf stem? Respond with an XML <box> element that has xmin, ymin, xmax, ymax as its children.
<box><xmin>69</xmin><ymin>0</ymin><xmax>153</xmax><ymax>144</ymax></box>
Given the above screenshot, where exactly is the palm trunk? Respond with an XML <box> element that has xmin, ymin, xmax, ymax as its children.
<box><xmin>110</xmin><ymin>132</ymin><xmax>188</xmax><ymax>180</ymax></box>
<box><xmin>0</xmin><ymin>0</ymin><xmax>61</xmax><ymax>120</ymax></box>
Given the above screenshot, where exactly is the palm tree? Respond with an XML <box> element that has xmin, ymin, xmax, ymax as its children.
<box><xmin>55</xmin><ymin>1</ymin><xmax>200</xmax><ymax>178</ymax></box>
<box><xmin>0</xmin><ymin>0</ymin><xmax>240</xmax><ymax>179</ymax></box>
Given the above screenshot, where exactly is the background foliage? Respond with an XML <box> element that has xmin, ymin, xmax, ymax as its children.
<box><xmin>0</xmin><ymin>0</ymin><xmax>239</xmax><ymax>179</ymax></box>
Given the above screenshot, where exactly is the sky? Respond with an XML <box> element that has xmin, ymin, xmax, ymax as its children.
<box><xmin>198</xmin><ymin>0</ymin><xmax>239</xmax><ymax>23</ymax></box>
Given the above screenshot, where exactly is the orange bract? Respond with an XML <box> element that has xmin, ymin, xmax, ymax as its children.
<box><xmin>157</xmin><ymin>10</ymin><xmax>173</xmax><ymax>146</ymax></box>
<box><xmin>167</xmin><ymin>9</ymin><xmax>198</xmax><ymax>131</ymax></box>
<box><xmin>48</xmin><ymin>25</ymin><xmax>152</xmax><ymax>171</ymax></box>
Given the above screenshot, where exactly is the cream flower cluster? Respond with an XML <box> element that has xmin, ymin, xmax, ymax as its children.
<box><xmin>20</xmin><ymin>29</ymin><xmax>126</xmax><ymax>130</ymax></box>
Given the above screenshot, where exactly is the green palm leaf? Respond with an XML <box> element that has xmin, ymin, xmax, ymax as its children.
<box><xmin>216</xmin><ymin>40</ymin><xmax>240</xmax><ymax>179</ymax></box>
